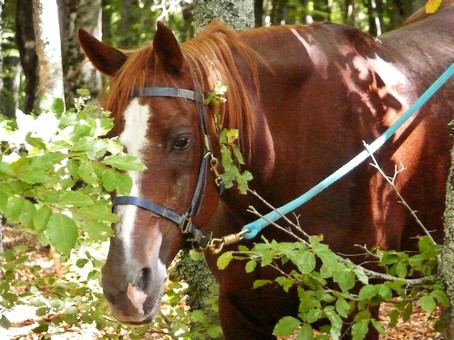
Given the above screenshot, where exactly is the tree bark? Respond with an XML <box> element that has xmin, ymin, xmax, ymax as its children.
<box><xmin>58</xmin><ymin>0</ymin><xmax>102</xmax><ymax>106</ymax></box>
<box><xmin>254</xmin><ymin>0</ymin><xmax>264</xmax><ymax>27</ymax></box>
<box><xmin>367</xmin><ymin>0</ymin><xmax>385</xmax><ymax>36</ymax></box>
<box><xmin>0</xmin><ymin>1</ymin><xmax>21</xmax><ymax>118</ymax></box>
<box><xmin>192</xmin><ymin>0</ymin><xmax>254</xmax><ymax>34</ymax></box>
<box><xmin>0</xmin><ymin>0</ymin><xmax>3</xmax><ymax>253</ymax></box>
<box><xmin>32</xmin><ymin>0</ymin><xmax>65</xmax><ymax>103</ymax></box>
<box><xmin>16</xmin><ymin>0</ymin><xmax>39</xmax><ymax>114</ymax></box>
<box><xmin>441</xmin><ymin>144</ymin><xmax>454</xmax><ymax>338</ymax></box>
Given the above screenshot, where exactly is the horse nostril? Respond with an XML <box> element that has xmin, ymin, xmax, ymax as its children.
<box><xmin>136</xmin><ymin>267</ymin><xmax>152</xmax><ymax>291</ymax></box>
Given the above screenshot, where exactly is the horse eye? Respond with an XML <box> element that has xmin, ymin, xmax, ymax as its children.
<box><xmin>172</xmin><ymin>136</ymin><xmax>190</xmax><ymax>150</ymax></box>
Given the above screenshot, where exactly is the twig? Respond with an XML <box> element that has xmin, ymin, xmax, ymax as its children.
<box><xmin>364</xmin><ymin>142</ymin><xmax>436</xmax><ymax>243</ymax></box>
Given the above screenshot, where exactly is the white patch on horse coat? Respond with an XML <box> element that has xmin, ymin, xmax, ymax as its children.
<box><xmin>116</xmin><ymin>99</ymin><xmax>151</xmax><ymax>255</ymax></box>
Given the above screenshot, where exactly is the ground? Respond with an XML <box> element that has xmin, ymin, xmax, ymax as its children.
<box><xmin>0</xmin><ymin>227</ymin><xmax>444</xmax><ymax>339</ymax></box>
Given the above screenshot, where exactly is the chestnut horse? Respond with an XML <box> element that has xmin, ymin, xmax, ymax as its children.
<box><xmin>79</xmin><ymin>5</ymin><xmax>454</xmax><ymax>339</ymax></box>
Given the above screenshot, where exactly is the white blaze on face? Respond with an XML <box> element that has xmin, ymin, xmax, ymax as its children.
<box><xmin>116</xmin><ymin>99</ymin><xmax>151</xmax><ymax>254</ymax></box>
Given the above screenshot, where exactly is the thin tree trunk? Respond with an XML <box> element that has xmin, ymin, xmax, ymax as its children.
<box><xmin>441</xmin><ymin>142</ymin><xmax>454</xmax><ymax>338</ymax></box>
<box><xmin>367</xmin><ymin>0</ymin><xmax>385</xmax><ymax>36</ymax></box>
<box><xmin>192</xmin><ymin>0</ymin><xmax>254</xmax><ymax>34</ymax></box>
<box><xmin>32</xmin><ymin>0</ymin><xmax>65</xmax><ymax>104</ymax></box>
<box><xmin>58</xmin><ymin>0</ymin><xmax>102</xmax><ymax>106</ymax></box>
<box><xmin>313</xmin><ymin>0</ymin><xmax>329</xmax><ymax>21</ymax></box>
<box><xmin>0</xmin><ymin>0</ymin><xmax>3</xmax><ymax>253</ymax></box>
<box><xmin>16</xmin><ymin>0</ymin><xmax>39</xmax><ymax>114</ymax></box>
<box><xmin>344</xmin><ymin>0</ymin><xmax>356</xmax><ymax>26</ymax></box>
<box><xmin>254</xmin><ymin>0</ymin><xmax>264</xmax><ymax>27</ymax></box>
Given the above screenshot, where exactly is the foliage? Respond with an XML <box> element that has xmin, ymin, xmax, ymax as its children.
<box><xmin>205</xmin><ymin>81</ymin><xmax>253</xmax><ymax>194</ymax></box>
<box><xmin>0</xmin><ymin>92</ymin><xmax>220</xmax><ymax>338</ymax></box>
<box><xmin>0</xmin><ymin>89</ymin><xmax>140</xmax><ymax>255</ymax></box>
<box><xmin>217</xmin><ymin>222</ymin><xmax>447</xmax><ymax>338</ymax></box>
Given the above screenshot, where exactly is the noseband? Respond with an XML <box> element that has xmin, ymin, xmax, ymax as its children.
<box><xmin>112</xmin><ymin>86</ymin><xmax>216</xmax><ymax>247</ymax></box>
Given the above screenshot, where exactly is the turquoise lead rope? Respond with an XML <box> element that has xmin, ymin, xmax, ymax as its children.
<box><xmin>241</xmin><ymin>63</ymin><xmax>454</xmax><ymax>240</ymax></box>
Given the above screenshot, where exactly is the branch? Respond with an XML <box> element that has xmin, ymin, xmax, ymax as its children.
<box><xmin>364</xmin><ymin>142</ymin><xmax>436</xmax><ymax>243</ymax></box>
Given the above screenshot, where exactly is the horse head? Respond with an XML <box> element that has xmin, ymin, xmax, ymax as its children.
<box><xmin>78</xmin><ymin>22</ymin><xmax>220</xmax><ymax>323</ymax></box>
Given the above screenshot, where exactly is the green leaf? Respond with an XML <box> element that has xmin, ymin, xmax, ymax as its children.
<box><xmin>402</xmin><ymin>302</ymin><xmax>413</xmax><ymax>322</ymax></box>
<box><xmin>430</xmin><ymin>289</ymin><xmax>449</xmax><ymax>307</ymax></box>
<box><xmin>78</xmin><ymin>162</ymin><xmax>98</xmax><ymax>185</ymax></box>
<box><xmin>273</xmin><ymin>316</ymin><xmax>301</xmax><ymax>337</ymax></box>
<box><xmin>33</xmin><ymin>206</ymin><xmax>52</xmax><ymax>232</ymax></box>
<box><xmin>324</xmin><ymin>306</ymin><xmax>342</xmax><ymax>338</ymax></box>
<box><xmin>296</xmin><ymin>323</ymin><xmax>313</xmax><ymax>340</ymax></box>
<box><xmin>275</xmin><ymin>276</ymin><xmax>295</xmax><ymax>293</ymax></box>
<box><xmin>83</xmin><ymin>220</ymin><xmax>112</xmax><ymax>241</ymax></box>
<box><xmin>0</xmin><ymin>161</ymin><xmax>15</xmax><ymax>176</ymax></box>
<box><xmin>420</xmin><ymin>295</ymin><xmax>436</xmax><ymax>314</ymax></box>
<box><xmin>395</xmin><ymin>261</ymin><xmax>408</xmax><ymax>278</ymax></box>
<box><xmin>217</xmin><ymin>251</ymin><xmax>233</xmax><ymax>270</ymax></box>
<box><xmin>46</xmin><ymin>213</ymin><xmax>78</xmax><ymax>255</ymax></box>
<box><xmin>104</xmin><ymin>154</ymin><xmax>146</xmax><ymax>171</ymax></box>
<box><xmin>6</xmin><ymin>197</ymin><xmax>36</xmax><ymax>228</ymax></box>
<box><xmin>296</xmin><ymin>251</ymin><xmax>316</xmax><ymax>274</ymax></box>
<box><xmin>59</xmin><ymin>191</ymin><xmax>94</xmax><ymax>207</ymax></box>
<box><xmin>388</xmin><ymin>308</ymin><xmax>399</xmax><ymax>327</ymax></box>
<box><xmin>0</xmin><ymin>314</ymin><xmax>11</xmax><ymax>329</ymax></box>
<box><xmin>245</xmin><ymin>260</ymin><xmax>257</xmax><ymax>273</ymax></box>
<box><xmin>371</xmin><ymin>318</ymin><xmax>386</xmax><ymax>336</ymax></box>
<box><xmin>74</xmin><ymin>205</ymin><xmax>119</xmax><ymax>223</ymax></box>
<box><xmin>13</xmin><ymin>158</ymin><xmax>50</xmax><ymax>184</ymax></box>
<box><xmin>335</xmin><ymin>296</ymin><xmax>351</xmax><ymax>318</ymax></box>
<box><xmin>358</xmin><ymin>284</ymin><xmax>380</xmax><ymax>301</ymax></box>
<box><xmin>52</xmin><ymin>98</ymin><xmax>65</xmax><ymax>117</ymax></box>
<box><xmin>25</xmin><ymin>133</ymin><xmax>46</xmax><ymax>150</ymax></box>
<box><xmin>253</xmin><ymin>279</ymin><xmax>272</xmax><ymax>289</ymax></box>
<box><xmin>333</xmin><ymin>269</ymin><xmax>355</xmax><ymax>292</ymax></box>
<box><xmin>378</xmin><ymin>284</ymin><xmax>393</xmax><ymax>300</ymax></box>
<box><xmin>31</xmin><ymin>152</ymin><xmax>67</xmax><ymax>170</ymax></box>
<box><xmin>351</xmin><ymin>317</ymin><xmax>370</xmax><ymax>340</ymax></box>
<box><xmin>101</xmin><ymin>168</ymin><xmax>133</xmax><ymax>195</ymax></box>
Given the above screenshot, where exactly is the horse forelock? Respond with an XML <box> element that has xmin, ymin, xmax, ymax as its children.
<box><xmin>102</xmin><ymin>22</ymin><xmax>260</xmax><ymax>159</ymax></box>
<box><xmin>181</xmin><ymin>22</ymin><xmax>261</xmax><ymax>157</ymax></box>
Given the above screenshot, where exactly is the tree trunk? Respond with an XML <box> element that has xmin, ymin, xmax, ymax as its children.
<box><xmin>367</xmin><ymin>0</ymin><xmax>385</xmax><ymax>36</ymax></box>
<box><xmin>192</xmin><ymin>0</ymin><xmax>254</xmax><ymax>34</ymax></box>
<box><xmin>0</xmin><ymin>0</ymin><xmax>3</xmax><ymax>253</ymax></box>
<box><xmin>0</xmin><ymin>0</ymin><xmax>3</xmax><ymax>97</ymax></box>
<box><xmin>1</xmin><ymin>0</ymin><xmax>21</xmax><ymax>118</ymax></box>
<box><xmin>58</xmin><ymin>0</ymin><xmax>102</xmax><ymax>106</ymax></box>
<box><xmin>32</xmin><ymin>0</ymin><xmax>65</xmax><ymax>104</ymax></box>
<box><xmin>313</xmin><ymin>0</ymin><xmax>329</xmax><ymax>21</ymax></box>
<box><xmin>441</xmin><ymin>143</ymin><xmax>454</xmax><ymax>338</ymax></box>
<box><xmin>16</xmin><ymin>0</ymin><xmax>39</xmax><ymax>114</ymax></box>
<box><xmin>254</xmin><ymin>0</ymin><xmax>264</xmax><ymax>27</ymax></box>
<box><xmin>183</xmin><ymin>0</ymin><xmax>255</xmax><ymax>323</ymax></box>
<box><xmin>344</xmin><ymin>0</ymin><xmax>356</xmax><ymax>26</ymax></box>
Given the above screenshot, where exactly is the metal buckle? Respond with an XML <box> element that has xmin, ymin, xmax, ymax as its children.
<box><xmin>180</xmin><ymin>214</ymin><xmax>193</xmax><ymax>234</ymax></box>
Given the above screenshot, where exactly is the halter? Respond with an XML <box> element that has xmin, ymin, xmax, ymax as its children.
<box><xmin>112</xmin><ymin>86</ymin><xmax>218</xmax><ymax>248</ymax></box>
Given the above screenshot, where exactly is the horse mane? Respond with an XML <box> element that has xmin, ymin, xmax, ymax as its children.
<box><xmin>102</xmin><ymin>21</ymin><xmax>260</xmax><ymax>156</ymax></box>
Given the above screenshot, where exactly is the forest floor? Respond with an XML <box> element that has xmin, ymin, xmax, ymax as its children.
<box><xmin>1</xmin><ymin>227</ymin><xmax>444</xmax><ymax>339</ymax></box>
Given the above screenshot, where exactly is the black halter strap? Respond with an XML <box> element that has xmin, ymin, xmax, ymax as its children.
<box><xmin>112</xmin><ymin>86</ymin><xmax>213</xmax><ymax>247</ymax></box>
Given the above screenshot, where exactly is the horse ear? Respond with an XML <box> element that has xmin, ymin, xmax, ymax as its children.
<box><xmin>78</xmin><ymin>28</ymin><xmax>127</xmax><ymax>76</ymax></box>
<box><xmin>152</xmin><ymin>21</ymin><xmax>184</xmax><ymax>72</ymax></box>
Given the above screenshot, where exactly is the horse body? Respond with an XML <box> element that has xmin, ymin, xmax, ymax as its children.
<box><xmin>79</xmin><ymin>5</ymin><xmax>454</xmax><ymax>339</ymax></box>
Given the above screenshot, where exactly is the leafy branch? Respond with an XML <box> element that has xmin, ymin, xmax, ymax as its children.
<box><xmin>205</xmin><ymin>81</ymin><xmax>253</xmax><ymax>194</ymax></box>
<box><xmin>216</xmin><ymin>148</ymin><xmax>447</xmax><ymax>338</ymax></box>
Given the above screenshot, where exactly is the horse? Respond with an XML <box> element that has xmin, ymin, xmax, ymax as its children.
<box><xmin>78</xmin><ymin>4</ymin><xmax>454</xmax><ymax>339</ymax></box>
